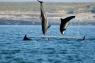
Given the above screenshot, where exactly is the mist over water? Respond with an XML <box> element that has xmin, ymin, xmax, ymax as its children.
<box><xmin>0</xmin><ymin>25</ymin><xmax>95</xmax><ymax>63</ymax></box>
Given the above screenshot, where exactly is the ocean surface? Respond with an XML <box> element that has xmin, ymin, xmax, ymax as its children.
<box><xmin>0</xmin><ymin>25</ymin><xmax>95</xmax><ymax>63</ymax></box>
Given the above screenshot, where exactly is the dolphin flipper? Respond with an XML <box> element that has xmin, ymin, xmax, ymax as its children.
<box><xmin>48</xmin><ymin>25</ymin><xmax>51</xmax><ymax>29</ymax></box>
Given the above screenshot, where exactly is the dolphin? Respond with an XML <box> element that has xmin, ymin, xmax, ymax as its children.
<box><xmin>37</xmin><ymin>0</ymin><xmax>50</xmax><ymax>35</ymax></box>
<box><xmin>60</xmin><ymin>16</ymin><xmax>75</xmax><ymax>34</ymax></box>
<box><xmin>23</xmin><ymin>35</ymin><xmax>31</xmax><ymax>40</ymax></box>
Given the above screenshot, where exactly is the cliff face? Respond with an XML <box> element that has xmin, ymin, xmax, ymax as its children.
<box><xmin>0</xmin><ymin>2</ymin><xmax>95</xmax><ymax>25</ymax></box>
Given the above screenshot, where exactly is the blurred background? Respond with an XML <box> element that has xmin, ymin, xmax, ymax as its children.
<box><xmin>0</xmin><ymin>0</ymin><xmax>94</xmax><ymax>25</ymax></box>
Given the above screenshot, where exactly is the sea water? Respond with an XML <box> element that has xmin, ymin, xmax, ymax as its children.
<box><xmin>0</xmin><ymin>25</ymin><xmax>95</xmax><ymax>63</ymax></box>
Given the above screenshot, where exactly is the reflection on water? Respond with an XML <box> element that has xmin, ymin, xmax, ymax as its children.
<box><xmin>0</xmin><ymin>25</ymin><xmax>95</xmax><ymax>63</ymax></box>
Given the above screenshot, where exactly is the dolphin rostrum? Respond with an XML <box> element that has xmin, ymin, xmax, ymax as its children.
<box><xmin>60</xmin><ymin>16</ymin><xmax>75</xmax><ymax>34</ymax></box>
<box><xmin>37</xmin><ymin>0</ymin><xmax>50</xmax><ymax>35</ymax></box>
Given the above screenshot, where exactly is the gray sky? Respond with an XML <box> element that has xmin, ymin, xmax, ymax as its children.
<box><xmin>0</xmin><ymin>0</ymin><xmax>95</xmax><ymax>2</ymax></box>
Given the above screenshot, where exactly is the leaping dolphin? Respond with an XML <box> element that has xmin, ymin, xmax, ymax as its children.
<box><xmin>60</xmin><ymin>16</ymin><xmax>75</xmax><ymax>34</ymax></box>
<box><xmin>37</xmin><ymin>0</ymin><xmax>50</xmax><ymax>35</ymax></box>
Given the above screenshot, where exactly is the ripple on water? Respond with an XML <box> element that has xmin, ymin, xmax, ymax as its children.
<box><xmin>0</xmin><ymin>49</ymin><xmax>20</xmax><ymax>55</ymax></box>
<box><xmin>0</xmin><ymin>25</ymin><xmax>95</xmax><ymax>63</ymax></box>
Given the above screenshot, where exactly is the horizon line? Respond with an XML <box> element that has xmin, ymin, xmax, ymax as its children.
<box><xmin>0</xmin><ymin>1</ymin><xmax>94</xmax><ymax>3</ymax></box>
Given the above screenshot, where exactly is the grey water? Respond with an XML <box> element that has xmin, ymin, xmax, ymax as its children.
<box><xmin>0</xmin><ymin>25</ymin><xmax>95</xmax><ymax>63</ymax></box>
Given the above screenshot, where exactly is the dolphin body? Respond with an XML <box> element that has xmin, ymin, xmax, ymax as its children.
<box><xmin>37</xmin><ymin>0</ymin><xmax>50</xmax><ymax>35</ymax></box>
<box><xmin>60</xmin><ymin>16</ymin><xmax>75</xmax><ymax>34</ymax></box>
